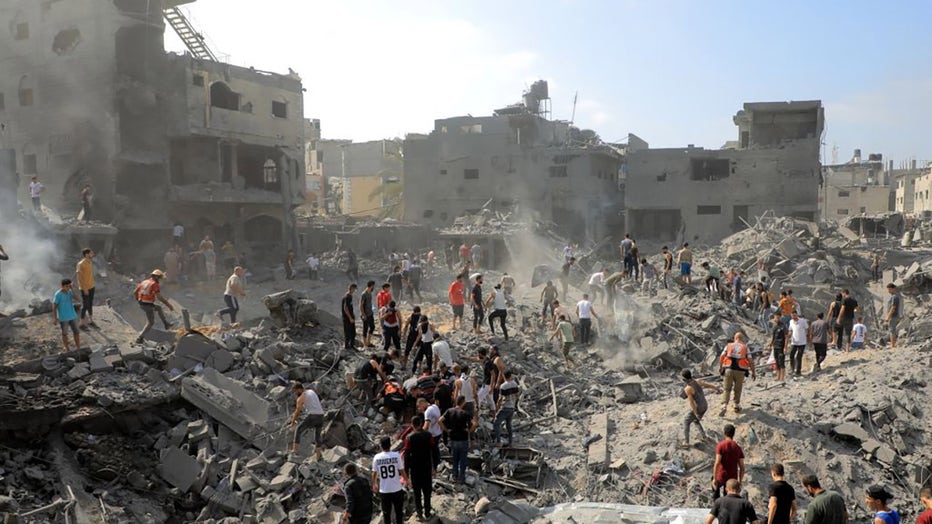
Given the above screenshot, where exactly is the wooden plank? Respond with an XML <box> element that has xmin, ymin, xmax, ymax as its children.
<box><xmin>587</xmin><ymin>412</ymin><xmax>609</xmax><ymax>471</ymax></box>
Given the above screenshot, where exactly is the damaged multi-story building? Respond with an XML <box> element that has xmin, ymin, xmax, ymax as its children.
<box><xmin>820</xmin><ymin>150</ymin><xmax>892</xmax><ymax>220</ymax></box>
<box><xmin>0</xmin><ymin>0</ymin><xmax>305</xmax><ymax>263</ymax></box>
<box><xmin>403</xmin><ymin>81</ymin><xmax>623</xmax><ymax>241</ymax></box>
<box><xmin>625</xmin><ymin>101</ymin><xmax>824</xmax><ymax>243</ymax></box>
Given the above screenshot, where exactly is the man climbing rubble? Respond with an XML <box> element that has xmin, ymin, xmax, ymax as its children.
<box><xmin>453</xmin><ymin>364</ymin><xmax>479</xmax><ymax>421</ymax></box>
<box><xmin>492</xmin><ymin>370</ymin><xmax>519</xmax><ymax>447</ymax></box>
<box><xmin>218</xmin><ymin>266</ymin><xmax>245</xmax><ymax>325</ymax></box>
<box><xmin>712</xmin><ymin>424</ymin><xmax>745</xmax><ymax>501</ymax></box>
<box><xmin>540</xmin><ymin>280</ymin><xmax>558</xmax><ymax>322</ymax></box>
<box><xmin>549</xmin><ymin>314</ymin><xmax>577</xmax><ymax>367</ymax></box>
<box><xmin>575</xmin><ymin>293</ymin><xmax>599</xmax><ymax>346</ymax></box>
<box><xmin>134</xmin><ymin>269</ymin><xmax>174</xmax><ymax>344</ymax></box>
<box><xmin>836</xmin><ymin>288</ymin><xmax>859</xmax><ymax>352</ymax></box>
<box><xmin>719</xmin><ymin>332</ymin><xmax>755</xmax><ymax>415</ymax></box>
<box><xmin>769</xmin><ymin>312</ymin><xmax>789</xmax><ymax>383</ymax></box>
<box><xmin>485</xmin><ymin>283</ymin><xmax>509</xmax><ymax>340</ymax></box>
<box><xmin>360</xmin><ymin>280</ymin><xmax>376</xmax><ymax>348</ymax></box>
<box><xmin>289</xmin><ymin>382</ymin><xmax>324</xmax><ymax>460</ymax></box>
<box><xmin>680</xmin><ymin>369</ymin><xmax>721</xmax><ymax>448</ymax></box>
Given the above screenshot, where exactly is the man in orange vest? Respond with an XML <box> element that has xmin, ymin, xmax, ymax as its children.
<box><xmin>719</xmin><ymin>332</ymin><xmax>755</xmax><ymax>416</ymax></box>
<box><xmin>134</xmin><ymin>269</ymin><xmax>175</xmax><ymax>344</ymax></box>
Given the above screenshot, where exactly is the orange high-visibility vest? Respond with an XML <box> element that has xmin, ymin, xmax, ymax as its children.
<box><xmin>135</xmin><ymin>278</ymin><xmax>159</xmax><ymax>303</ymax></box>
<box><xmin>720</xmin><ymin>342</ymin><xmax>750</xmax><ymax>370</ymax></box>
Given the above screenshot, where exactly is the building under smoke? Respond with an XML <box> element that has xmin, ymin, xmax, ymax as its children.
<box><xmin>0</xmin><ymin>0</ymin><xmax>305</xmax><ymax>267</ymax></box>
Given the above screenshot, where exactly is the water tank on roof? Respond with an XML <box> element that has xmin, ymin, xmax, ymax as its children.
<box><xmin>529</xmin><ymin>80</ymin><xmax>548</xmax><ymax>99</ymax></box>
<box><xmin>524</xmin><ymin>93</ymin><xmax>540</xmax><ymax>114</ymax></box>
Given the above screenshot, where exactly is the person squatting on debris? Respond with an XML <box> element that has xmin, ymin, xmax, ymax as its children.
<box><xmin>719</xmin><ymin>332</ymin><xmax>755</xmax><ymax>415</ymax></box>
<box><xmin>767</xmin><ymin>463</ymin><xmax>797</xmax><ymax>524</ymax></box>
<box><xmin>75</xmin><ymin>248</ymin><xmax>97</xmax><ymax>329</ymax></box>
<box><xmin>712</xmin><ymin>424</ymin><xmax>745</xmax><ymax>501</ymax></box>
<box><xmin>289</xmin><ymin>382</ymin><xmax>324</xmax><ymax>460</ymax></box>
<box><xmin>704</xmin><ymin>479</ymin><xmax>758</xmax><ymax>524</ymax></box>
<box><xmin>485</xmin><ymin>283</ymin><xmax>509</xmax><ymax>340</ymax></box>
<box><xmin>372</xmin><ymin>435</ymin><xmax>407</xmax><ymax>524</ymax></box>
<box><xmin>218</xmin><ymin>266</ymin><xmax>245</xmax><ymax>324</ymax></box>
<box><xmin>341</xmin><ymin>284</ymin><xmax>357</xmax><ymax>351</ymax></box>
<box><xmin>801</xmin><ymin>474</ymin><xmax>848</xmax><ymax>524</ymax></box>
<box><xmin>679</xmin><ymin>369</ymin><xmax>721</xmax><ymax>448</ymax></box>
<box><xmin>134</xmin><ymin>269</ymin><xmax>174</xmax><ymax>344</ymax></box>
<box><xmin>403</xmin><ymin>414</ymin><xmax>434</xmax><ymax>521</ymax></box>
<box><xmin>52</xmin><ymin>278</ymin><xmax>81</xmax><ymax>351</ymax></box>
<box><xmin>865</xmin><ymin>485</ymin><xmax>899</xmax><ymax>524</ymax></box>
<box><xmin>341</xmin><ymin>463</ymin><xmax>373</xmax><ymax>524</ymax></box>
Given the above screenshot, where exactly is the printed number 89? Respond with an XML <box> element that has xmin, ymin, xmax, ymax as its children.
<box><xmin>379</xmin><ymin>465</ymin><xmax>396</xmax><ymax>479</ymax></box>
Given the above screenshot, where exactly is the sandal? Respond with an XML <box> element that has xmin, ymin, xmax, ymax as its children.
<box><xmin>718</xmin><ymin>407</ymin><xmax>727</xmax><ymax>417</ymax></box>
<box><xmin>734</xmin><ymin>405</ymin><xmax>742</xmax><ymax>413</ymax></box>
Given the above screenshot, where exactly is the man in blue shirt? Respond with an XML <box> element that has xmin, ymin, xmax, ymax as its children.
<box><xmin>52</xmin><ymin>278</ymin><xmax>81</xmax><ymax>351</ymax></box>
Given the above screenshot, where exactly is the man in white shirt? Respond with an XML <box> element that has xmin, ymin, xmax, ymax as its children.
<box><xmin>172</xmin><ymin>222</ymin><xmax>184</xmax><ymax>246</ymax></box>
<box><xmin>372</xmin><ymin>436</ymin><xmax>407</xmax><ymax>524</ymax></box>
<box><xmin>218</xmin><ymin>266</ymin><xmax>245</xmax><ymax>324</ymax></box>
<box><xmin>423</xmin><ymin>397</ymin><xmax>444</xmax><ymax>471</ymax></box>
<box><xmin>305</xmin><ymin>253</ymin><xmax>320</xmax><ymax>281</ymax></box>
<box><xmin>28</xmin><ymin>176</ymin><xmax>44</xmax><ymax>213</ymax></box>
<box><xmin>431</xmin><ymin>337</ymin><xmax>454</xmax><ymax>372</ymax></box>
<box><xmin>575</xmin><ymin>293</ymin><xmax>599</xmax><ymax>346</ymax></box>
<box><xmin>588</xmin><ymin>269</ymin><xmax>608</xmax><ymax>305</ymax></box>
<box><xmin>851</xmin><ymin>316</ymin><xmax>868</xmax><ymax>350</ymax></box>
<box><xmin>289</xmin><ymin>383</ymin><xmax>324</xmax><ymax>460</ymax></box>
<box><xmin>788</xmin><ymin>311</ymin><xmax>810</xmax><ymax>378</ymax></box>
<box><xmin>485</xmin><ymin>284</ymin><xmax>509</xmax><ymax>340</ymax></box>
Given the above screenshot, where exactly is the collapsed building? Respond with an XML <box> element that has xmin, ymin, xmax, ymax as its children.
<box><xmin>625</xmin><ymin>101</ymin><xmax>824</xmax><ymax>243</ymax></box>
<box><xmin>0</xmin><ymin>0</ymin><xmax>305</xmax><ymax>265</ymax></box>
<box><xmin>821</xmin><ymin>150</ymin><xmax>893</xmax><ymax>220</ymax></box>
<box><xmin>403</xmin><ymin>81</ymin><xmax>624</xmax><ymax>242</ymax></box>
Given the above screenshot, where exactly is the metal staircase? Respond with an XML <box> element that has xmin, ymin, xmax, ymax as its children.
<box><xmin>163</xmin><ymin>6</ymin><xmax>217</xmax><ymax>61</ymax></box>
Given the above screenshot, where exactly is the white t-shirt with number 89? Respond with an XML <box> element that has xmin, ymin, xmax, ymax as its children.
<box><xmin>373</xmin><ymin>451</ymin><xmax>404</xmax><ymax>493</ymax></box>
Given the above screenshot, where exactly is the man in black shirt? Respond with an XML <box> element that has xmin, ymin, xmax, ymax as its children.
<box><xmin>770</xmin><ymin>312</ymin><xmax>789</xmax><ymax>383</ymax></box>
<box><xmin>767</xmin><ymin>463</ymin><xmax>796</xmax><ymax>524</ymax></box>
<box><xmin>360</xmin><ymin>280</ymin><xmax>376</xmax><ymax>348</ymax></box>
<box><xmin>341</xmin><ymin>284</ymin><xmax>357</xmax><ymax>350</ymax></box>
<box><xmin>439</xmin><ymin>395</ymin><xmax>475</xmax><ymax>483</ymax></box>
<box><xmin>341</xmin><ymin>463</ymin><xmax>373</xmax><ymax>524</ymax></box>
<box><xmin>388</xmin><ymin>266</ymin><xmax>404</xmax><ymax>302</ymax></box>
<box><xmin>404</xmin><ymin>414</ymin><xmax>434</xmax><ymax>520</ymax></box>
<box><xmin>560</xmin><ymin>257</ymin><xmax>575</xmax><ymax>301</ymax></box>
<box><xmin>836</xmin><ymin>288</ymin><xmax>859</xmax><ymax>352</ymax></box>
<box><xmin>705</xmin><ymin>479</ymin><xmax>759</xmax><ymax>524</ymax></box>
<box><xmin>470</xmin><ymin>274</ymin><xmax>484</xmax><ymax>335</ymax></box>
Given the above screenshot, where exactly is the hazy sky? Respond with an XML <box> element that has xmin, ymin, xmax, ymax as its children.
<box><xmin>166</xmin><ymin>0</ymin><xmax>932</xmax><ymax>166</ymax></box>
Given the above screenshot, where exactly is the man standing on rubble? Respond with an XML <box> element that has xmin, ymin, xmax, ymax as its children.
<box><xmin>788</xmin><ymin>311</ymin><xmax>810</xmax><ymax>378</ymax></box>
<box><xmin>620</xmin><ymin>233</ymin><xmax>634</xmax><ymax>274</ymax></box>
<box><xmin>470</xmin><ymin>274</ymin><xmax>485</xmax><ymax>335</ymax></box>
<box><xmin>767</xmin><ymin>463</ymin><xmax>797</xmax><ymax>524</ymax></box>
<box><xmin>388</xmin><ymin>265</ymin><xmax>404</xmax><ymax>302</ymax></box>
<box><xmin>345</xmin><ymin>249</ymin><xmax>359</xmax><ymax>283</ymax></box>
<box><xmin>549</xmin><ymin>314</ymin><xmax>577</xmax><ymax>367</ymax></box>
<box><xmin>719</xmin><ymin>332</ymin><xmax>755</xmax><ymax>415</ymax></box>
<box><xmin>289</xmin><ymin>383</ymin><xmax>324</xmax><ymax>460</ymax></box>
<box><xmin>0</xmin><ymin>244</ymin><xmax>7</xmax><ymax>301</ymax></box>
<box><xmin>680</xmin><ymin>369</ymin><xmax>721</xmax><ymax>448</ymax></box>
<box><xmin>305</xmin><ymin>252</ymin><xmax>320</xmax><ymax>281</ymax></box>
<box><xmin>372</xmin><ymin>435</ymin><xmax>407</xmax><ymax>524</ymax></box>
<box><xmin>810</xmin><ymin>313</ymin><xmax>829</xmax><ymax>372</ymax></box>
<box><xmin>485</xmin><ymin>283</ymin><xmax>509</xmax><ymax>340</ymax></box>
<box><xmin>492</xmin><ymin>370</ymin><xmax>519</xmax><ymax>447</ymax></box>
<box><xmin>218</xmin><ymin>266</ymin><xmax>246</xmax><ymax>325</ymax></box>
<box><xmin>836</xmin><ymin>288</ymin><xmax>859</xmax><ymax>352</ymax></box>
<box><xmin>884</xmin><ymin>283</ymin><xmax>901</xmax><ymax>349</ymax></box>
<box><xmin>360</xmin><ymin>281</ymin><xmax>376</xmax><ymax>348</ymax></box>
<box><xmin>500</xmin><ymin>272</ymin><xmax>516</xmax><ymax>304</ymax></box>
<box><xmin>341</xmin><ymin>283</ymin><xmax>357</xmax><ymax>351</ymax></box>
<box><xmin>52</xmin><ymin>279</ymin><xmax>81</xmax><ymax>351</ymax></box>
<box><xmin>470</xmin><ymin>242</ymin><xmax>482</xmax><ymax>269</ymax></box>
<box><xmin>712</xmin><ymin>424</ymin><xmax>745</xmax><ymax>500</ymax></box>
<box><xmin>134</xmin><ymin>269</ymin><xmax>174</xmax><ymax>344</ymax></box>
<box><xmin>380</xmin><ymin>300</ymin><xmax>401</xmax><ymax>353</ymax></box>
<box><xmin>448</xmin><ymin>274</ymin><xmax>465</xmax><ymax>331</ymax></box>
<box><xmin>801</xmin><ymin>475</ymin><xmax>848</xmax><ymax>524</ymax></box>
<box><xmin>770</xmin><ymin>312</ymin><xmax>789</xmax><ymax>382</ymax></box>
<box><xmin>560</xmin><ymin>257</ymin><xmax>575</xmax><ymax>301</ymax></box>
<box><xmin>540</xmin><ymin>281</ymin><xmax>558</xmax><ymax>321</ymax></box>
<box><xmin>341</xmin><ymin>463</ymin><xmax>373</xmax><ymax>524</ymax></box>
<box><xmin>403</xmin><ymin>414</ymin><xmax>434</xmax><ymax>521</ymax></box>
<box><xmin>588</xmin><ymin>269</ymin><xmax>607</xmax><ymax>305</ymax></box>
<box><xmin>705</xmin><ymin>479</ymin><xmax>759</xmax><ymax>524</ymax></box>
<box><xmin>677</xmin><ymin>243</ymin><xmax>693</xmax><ymax>284</ymax></box>
<box><xmin>402</xmin><ymin>306</ymin><xmax>423</xmax><ymax>369</ymax></box>
<box><xmin>575</xmin><ymin>293</ymin><xmax>599</xmax><ymax>346</ymax></box>
<box><xmin>439</xmin><ymin>395</ymin><xmax>476</xmax><ymax>484</ymax></box>
<box><xmin>661</xmin><ymin>246</ymin><xmax>674</xmax><ymax>288</ymax></box>
<box><xmin>75</xmin><ymin>248</ymin><xmax>97</xmax><ymax>330</ymax></box>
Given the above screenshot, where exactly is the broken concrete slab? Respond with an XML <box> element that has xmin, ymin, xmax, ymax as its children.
<box><xmin>145</xmin><ymin>328</ymin><xmax>178</xmax><ymax>344</ymax></box>
<box><xmin>261</xmin><ymin>290</ymin><xmax>318</xmax><ymax>328</ymax></box>
<box><xmin>832</xmin><ymin>422</ymin><xmax>870</xmax><ymax>443</ymax></box>
<box><xmin>181</xmin><ymin>368</ymin><xmax>273</xmax><ymax>448</ymax></box>
<box><xmin>171</xmin><ymin>334</ymin><xmax>219</xmax><ymax>371</ymax></box>
<box><xmin>159</xmin><ymin>446</ymin><xmax>202</xmax><ymax>492</ymax></box>
<box><xmin>66</xmin><ymin>362</ymin><xmax>91</xmax><ymax>380</ymax></box>
<box><xmin>615</xmin><ymin>376</ymin><xmax>644</xmax><ymax>404</ymax></box>
<box><xmin>587</xmin><ymin>413</ymin><xmax>609</xmax><ymax>471</ymax></box>
<box><xmin>89</xmin><ymin>351</ymin><xmax>113</xmax><ymax>373</ymax></box>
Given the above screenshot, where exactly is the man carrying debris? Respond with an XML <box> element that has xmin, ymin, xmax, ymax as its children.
<box><xmin>884</xmin><ymin>283</ymin><xmax>901</xmax><ymax>349</ymax></box>
<box><xmin>341</xmin><ymin>463</ymin><xmax>373</xmax><ymax>524</ymax></box>
<box><xmin>485</xmin><ymin>283</ymin><xmax>509</xmax><ymax>340</ymax></box>
<box><xmin>560</xmin><ymin>257</ymin><xmax>575</xmax><ymax>301</ymax></box>
<box><xmin>836</xmin><ymin>288</ymin><xmax>859</xmax><ymax>352</ymax></box>
<box><xmin>403</xmin><ymin>414</ymin><xmax>434</xmax><ymax>521</ymax></box>
<box><xmin>767</xmin><ymin>463</ymin><xmax>797</xmax><ymax>524</ymax></box>
<box><xmin>680</xmin><ymin>369</ymin><xmax>721</xmax><ymax>448</ymax></box>
<box><xmin>341</xmin><ymin>283</ymin><xmax>357</xmax><ymax>351</ymax></box>
<box><xmin>372</xmin><ymin>435</ymin><xmax>407</xmax><ymax>524</ymax></box>
<box><xmin>360</xmin><ymin>280</ymin><xmax>376</xmax><ymax>348</ymax></box>
<box><xmin>289</xmin><ymin>383</ymin><xmax>324</xmax><ymax>460</ymax></box>
<box><xmin>133</xmin><ymin>269</ymin><xmax>174</xmax><ymax>344</ymax></box>
<box><xmin>588</xmin><ymin>269</ymin><xmax>607</xmax><ymax>305</ymax></box>
<box><xmin>470</xmin><ymin>274</ymin><xmax>485</xmax><ymax>335</ymax></box>
<box><xmin>52</xmin><ymin>279</ymin><xmax>81</xmax><ymax>351</ymax></box>
<box><xmin>448</xmin><ymin>275</ymin><xmax>465</xmax><ymax>331</ymax></box>
<box><xmin>788</xmin><ymin>311</ymin><xmax>810</xmax><ymax>378</ymax></box>
<box><xmin>575</xmin><ymin>293</ymin><xmax>599</xmax><ymax>346</ymax></box>
<box><xmin>705</xmin><ymin>479</ymin><xmax>759</xmax><ymax>524</ymax></box>
<box><xmin>719</xmin><ymin>332</ymin><xmax>755</xmax><ymax>415</ymax></box>
<box><xmin>549</xmin><ymin>314</ymin><xmax>577</xmax><ymax>367</ymax></box>
<box><xmin>677</xmin><ymin>242</ymin><xmax>693</xmax><ymax>284</ymax></box>
<box><xmin>801</xmin><ymin>475</ymin><xmax>848</xmax><ymax>524</ymax></box>
<box><xmin>218</xmin><ymin>266</ymin><xmax>246</xmax><ymax>325</ymax></box>
<box><xmin>712</xmin><ymin>424</ymin><xmax>745</xmax><ymax>500</ymax></box>
<box><xmin>75</xmin><ymin>248</ymin><xmax>97</xmax><ymax>330</ymax></box>
<box><xmin>439</xmin><ymin>395</ymin><xmax>476</xmax><ymax>484</ymax></box>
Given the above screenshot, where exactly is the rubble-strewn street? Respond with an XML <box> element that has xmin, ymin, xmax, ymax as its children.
<box><xmin>1</xmin><ymin>213</ymin><xmax>931</xmax><ymax>524</ymax></box>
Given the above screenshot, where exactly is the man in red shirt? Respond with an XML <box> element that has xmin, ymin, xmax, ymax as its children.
<box><xmin>712</xmin><ymin>424</ymin><xmax>745</xmax><ymax>500</ymax></box>
<box><xmin>918</xmin><ymin>487</ymin><xmax>932</xmax><ymax>524</ymax></box>
<box><xmin>448</xmin><ymin>275</ymin><xmax>465</xmax><ymax>331</ymax></box>
<box><xmin>377</xmin><ymin>283</ymin><xmax>392</xmax><ymax>310</ymax></box>
<box><xmin>458</xmin><ymin>243</ymin><xmax>470</xmax><ymax>265</ymax></box>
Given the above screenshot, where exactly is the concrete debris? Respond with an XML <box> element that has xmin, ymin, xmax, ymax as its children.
<box><xmin>261</xmin><ymin>290</ymin><xmax>318</xmax><ymax>328</ymax></box>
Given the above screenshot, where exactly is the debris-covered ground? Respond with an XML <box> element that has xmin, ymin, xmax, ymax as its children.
<box><xmin>1</xmin><ymin>214</ymin><xmax>931</xmax><ymax>524</ymax></box>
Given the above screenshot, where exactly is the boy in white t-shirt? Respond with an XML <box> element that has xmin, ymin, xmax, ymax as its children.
<box><xmin>372</xmin><ymin>436</ymin><xmax>406</xmax><ymax>524</ymax></box>
<box><xmin>851</xmin><ymin>317</ymin><xmax>868</xmax><ymax>350</ymax></box>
